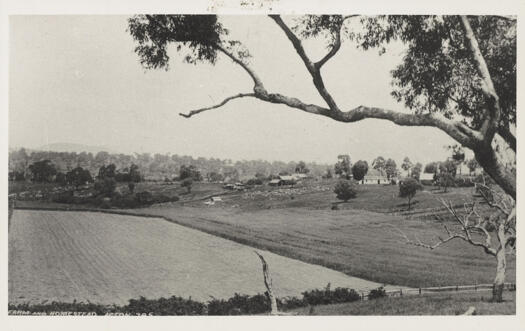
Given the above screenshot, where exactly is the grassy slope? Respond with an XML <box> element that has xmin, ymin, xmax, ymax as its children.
<box><xmin>127</xmin><ymin>205</ymin><xmax>515</xmax><ymax>288</ymax></box>
<box><xmin>290</xmin><ymin>291</ymin><xmax>516</xmax><ymax>315</ymax></box>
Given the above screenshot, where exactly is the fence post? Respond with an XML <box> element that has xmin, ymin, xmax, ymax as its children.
<box><xmin>474</xmin><ymin>283</ymin><xmax>477</xmax><ymax>291</ymax></box>
<box><xmin>400</xmin><ymin>289</ymin><xmax>403</xmax><ymax>296</ymax></box>
<box><xmin>456</xmin><ymin>285</ymin><xmax>458</xmax><ymax>291</ymax></box>
<box><xmin>419</xmin><ymin>287</ymin><xmax>421</xmax><ymax>295</ymax></box>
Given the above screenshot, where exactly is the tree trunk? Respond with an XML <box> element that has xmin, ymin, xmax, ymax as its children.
<box><xmin>492</xmin><ymin>224</ymin><xmax>507</xmax><ymax>302</ymax></box>
<box><xmin>474</xmin><ymin>144</ymin><xmax>515</xmax><ymax>200</ymax></box>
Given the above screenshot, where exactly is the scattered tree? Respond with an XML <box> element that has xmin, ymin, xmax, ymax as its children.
<box><xmin>295</xmin><ymin>161</ymin><xmax>310</xmax><ymax>174</ymax></box>
<box><xmin>467</xmin><ymin>158</ymin><xmax>479</xmax><ymax>176</ymax></box>
<box><xmin>372</xmin><ymin>156</ymin><xmax>386</xmax><ymax>176</ymax></box>
<box><xmin>398</xmin><ymin>178</ymin><xmax>422</xmax><ymax>210</ymax></box>
<box><xmin>334</xmin><ymin>180</ymin><xmax>357</xmax><ymax>202</ymax></box>
<box><xmin>351</xmin><ymin>160</ymin><xmax>368</xmax><ymax>181</ymax></box>
<box><xmin>401</xmin><ymin>157</ymin><xmax>413</xmax><ymax>177</ymax></box>
<box><xmin>128</xmin><ymin>182</ymin><xmax>136</xmax><ymax>194</ymax></box>
<box><xmin>385</xmin><ymin>158</ymin><xmax>398</xmax><ymax>180</ymax></box>
<box><xmin>334</xmin><ymin>154</ymin><xmax>351</xmax><ymax>179</ymax></box>
<box><xmin>181</xmin><ymin>178</ymin><xmax>193</xmax><ymax>193</ymax></box>
<box><xmin>180</xmin><ymin>165</ymin><xmax>203</xmax><ymax>181</ymax></box>
<box><xmin>28</xmin><ymin>160</ymin><xmax>57</xmax><ymax>183</ymax></box>
<box><xmin>411</xmin><ymin>162</ymin><xmax>422</xmax><ymax>180</ymax></box>
<box><xmin>424</xmin><ymin>162</ymin><xmax>439</xmax><ymax>174</ymax></box>
<box><xmin>66</xmin><ymin>167</ymin><xmax>93</xmax><ymax>189</ymax></box>
<box><xmin>94</xmin><ymin>177</ymin><xmax>117</xmax><ymax>197</ymax></box>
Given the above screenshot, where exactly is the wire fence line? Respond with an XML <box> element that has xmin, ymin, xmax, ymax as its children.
<box><xmin>357</xmin><ymin>283</ymin><xmax>516</xmax><ymax>301</ymax></box>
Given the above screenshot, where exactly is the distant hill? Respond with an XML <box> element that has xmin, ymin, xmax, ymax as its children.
<box><xmin>36</xmin><ymin>143</ymin><xmax>115</xmax><ymax>154</ymax></box>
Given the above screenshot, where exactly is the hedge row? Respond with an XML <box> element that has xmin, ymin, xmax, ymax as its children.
<box><xmin>9</xmin><ymin>286</ymin><xmax>387</xmax><ymax>316</ymax></box>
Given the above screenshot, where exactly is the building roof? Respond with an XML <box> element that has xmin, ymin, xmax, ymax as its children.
<box><xmin>279</xmin><ymin>175</ymin><xmax>296</xmax><ymax>181</ymax></box>
<box><xmin>365</xmin><ymin>169</ymin><xmax>386</xmax><ymax>177</ymax></box>
<box><xmin>420</xmin><ymin>173</ymin><xmax>435</xmax><ymax>180</ymax></box>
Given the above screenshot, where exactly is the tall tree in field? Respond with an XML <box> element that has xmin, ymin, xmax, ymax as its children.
<box><xmin>28</xmin><ymin>160</ymin><xmax>57</xmax><ymax>183</ymax></box>
<box><xmin>334</xmin><ymin>154</ymin><xmax>351</xmax><ymax>179</ymax></box>
<box><xmin>351</xmin><ymin>160</ymin><xmax>368</xmax><ymax>181</ymax></box>
<box><xmin>401</xmin><ymin>157</ymin><xmax>413</xmax><ymax>177</ymax></box>
<box><xmin>295</xmin><ymin>161</ymin><xmax>310</xmax><ymax>174</ymax></box>
<box><xmin>128</xmin><ymin>15</ymin><xmax>516</xmax><ymax>201</ymax></box>
<box><xmin>398</xmin><ymin>178</ymin><xmax>422</xmax><ymax>210</ymax></box>
<box><xmin>467</xmin><ymin>158</ymin><xmax>479</xmax><ymax>176</ymax></box>
<box><xmin>372</xmin><ymin>156</ymin><xmax>386</xmax><ymax>176</ymax></box>
<box><xmin>411</xmin><ymin>162</ymin><xmax>422</xmax><ymax>180</ymax></box>
<box><xmin>385</xmin><ymin>158</ymin><xmax>398</xmax><ymax>180</ymax></box>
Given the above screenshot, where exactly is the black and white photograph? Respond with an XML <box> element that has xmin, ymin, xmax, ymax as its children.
<box><xmin>2</xmin><ymin>0</ymin><xmax>523</xmax><ymax>330</ymax></box>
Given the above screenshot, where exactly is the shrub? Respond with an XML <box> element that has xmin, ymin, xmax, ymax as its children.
<box><xmin>52</xmin><ymin>190</ymin><xmax>75</xmax><ymax>204</ymax></box>
<box><xmin>302</xmin><ymin>285</ymin><xmax>360</xmax><ymax>306</ymax></box>
<box><xmin>368</xmin><ymin>286</ymin><xmax>387</xmax><ymax>300</ymax></box>
<box><xmin>124</xmin><ymin>296</ymin><xmax>206</xmax><ymax>316</ymax></box>
<box><xmin>334</xmin><ymin>180</ymin><xmax>357</xmax><ymax>202</ymax></box>
<box><xmin>94</xmin><ymin>177</ymin><xmax>116</xmax><ymax>197</ymax></box>
<box><xmin>135</xmin><ymin>191</ymin><xmax>154</xmax><ymax>204</ymax></box>
<box><xmin>208</xmin><ymin>293</ymin><xmax>270</xmax><ymax>315</ymax></box>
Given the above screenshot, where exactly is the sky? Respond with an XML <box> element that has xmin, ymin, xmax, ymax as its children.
<box><xmin>8</xmin><ymin>15</ymin><xmax>470</xmax><ymax>165</ymax></box>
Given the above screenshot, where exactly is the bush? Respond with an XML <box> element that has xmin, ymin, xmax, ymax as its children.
<box><xmin>94</xmin><ymin>177</ymin><xmax>116</xmax><ymax>197</ymax></box>
<box><xmin>302</xmin><ymin>285</ymin><xmax>360</xmax><ymax>306</ymax></box>
<box><xmin>399</xmin><ymin>178</ymin><xmax>422</xmax><ymax>210</ymax></box>
<box><xmin>125</xmin><ymin>296</ymin><xmax>206</xmax><ymax>316</ymax></box>
<box><xmin>454</xmin><ymin>177</ymin><xmax>475</xmax><ymax>187</ymax></box>
<box><xmin>334</xmin><ymin>180</ymin><xmax>357</xmax><ymax>202</ymax></box>
<box><xmin>51</xmin><ymin>190</ymin><xmax>75</xmax><ymax>204</ymax></box>
<box><xmin>208</xmin><ymin>293</ymin><xmax>270</xmax><ymax>315</ymax></box>
<box><xmin>135</xmin><ymin>191</ymin><xmax>154</xmax><ymax>204</ymax></box>
<box><xmin>368</xmin><ymin>286</ymin><xmax>387</xmax><ymax>300</ymax></box>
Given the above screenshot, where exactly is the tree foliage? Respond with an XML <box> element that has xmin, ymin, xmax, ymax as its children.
<box><xmin>351</xmin><ymin>160</ymin><xmax>368</xmax><ymax>181</ymax></box>
<box><xmin>399</xmin><ymin>178</ymin><xmax>422</xmax><ymax>210</ymax></box>
<box><xmin>127</xmin><ymin>15</ymin><xmax>516</xmax><ymax>198</ymax></box>
<box><xmin>334</xmin><ymin>155</ymin><xmax>351</xmax><ymax>179</ymax></box>
<box><xmin>334</xmin><ymin>180</ymin><xmax>357</xmax><ymax>202</ymax></box>
<box><xmin>28</xmin><ymin>160</ymin><xmax>57</xmax><ymax>183</ymax></box>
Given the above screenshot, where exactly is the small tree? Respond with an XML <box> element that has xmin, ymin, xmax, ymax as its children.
<box><xmin>295</xmin><ymin>161</ymin><xmax>310</xmax><ymax>174</ymax></box>
<box><xmin>411</xmin><ymin>162</ymin><xmax>422</xmax><ymax>180</ymax></box>
<box><xmin>398</xmin><ymin>178</ymin><xmax>422</xmax><ymax>210</ymax></box>
<box><xmin>128</xmin><ymin>182</ymin><xmax>136</xmax><ymax>194</ymax></box>
<box><xmin>181</xmin><ymin>178</ymin><xmax>193</xmax><ymax>193</ymax></box>
<box><xmin>372</xmin><ymin>156</ymin><xmax>386</xmax><ymax>176</ymax></box>
<box><xmin>467</xmin><ymin>158</ymin><xmax>479</xmax><ymax>176</ymax></box>
<box><xmin>334</xmin><ymin>155</ymin><xmax>351</xmax><ymax>179</ymax></box>
<box><xmin>438</xmin><ymin>160</ymin><xmax>457</xmax><ymax>192</ymax></box>
<box><xmin>94</xmin><ymin>177</ymin><xmax>116</xmax><ymax>197</ymax></box>
<box><xmin>28</xmin><ymin>160</ymin><xmax>57</xmax><ymax>183</ymax></box>
<box><xmin>385</xmin><ymin>158</ymin><xmax>398</xmax><ymax>180</ymax></box>
<box><xmin>334</xmin><ymin>180</ymin><xmax>357</xmax><ymax>202</ymax></box>
<box><xmin>66</xmin><ymin>167</ymin><xmax>93</xmax><ymax>189</ymax></box>
<box><xmin>351</xmin><ymin>160</ymin><xmax>368</xmax><ymax>181</ymax></box>
<box><xmin>401</xmin><ymin>157</ymin><xmax>413</xmax><ymax>177</ymax></box>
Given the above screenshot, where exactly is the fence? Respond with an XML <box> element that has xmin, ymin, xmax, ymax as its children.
<box><xmin>358</xmin><ymin>283</ymin><xmax>516</xmax><ymax>301</ymax></box>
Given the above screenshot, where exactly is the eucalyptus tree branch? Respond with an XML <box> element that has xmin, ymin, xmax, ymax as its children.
<box><xmin>459</xmin><ymin>15</ymin><xmax>502</xmax><ymax>143</ymax></box>
<box><xmin>269</xmin><ymin>15</ymin><xmax>340</xmax><ymax>111</ymax></box>
<box><xmin>179</xmin><ymin>93</ymin><xmax>256</xmax><ymax>118</ymax></box>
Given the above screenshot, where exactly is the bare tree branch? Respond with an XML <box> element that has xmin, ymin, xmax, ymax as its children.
<box><xmin>179</xmin><ymin>93</ymin><xmax>256</xmax><ymax>118</ymax></box>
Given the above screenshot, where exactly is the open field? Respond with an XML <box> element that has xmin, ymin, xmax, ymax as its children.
<box><xmin>125</xmin><ymin>205</ymin><xmax>515</xmax><ymax>288</ymax></box>
<box><xmin>290</xmin><ymin>291</ymin><xmax>516</xmax><ymax>315</ymax></box>
<box><xmin>9</xmin><ymin>210</ymin><xmax>394</xmax><ymax>305</ymax></box>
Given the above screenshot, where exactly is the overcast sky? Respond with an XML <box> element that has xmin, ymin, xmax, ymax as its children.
<box><xmin>9</xmin><ymin>15</ymin><xmax>469</xmax><ymax>165</ymax></box>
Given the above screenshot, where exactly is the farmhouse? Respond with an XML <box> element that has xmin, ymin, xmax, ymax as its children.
<box><xmin>419</xmin><ymin>172</ymin><xmax>435</xmax><ymax>185</ymax></box>
<box><xmin>361</xmin><ymin>169</ymin><xmax>390</xmax><ymax>185</ymax></box>
<box><xmin>268</xmin><ymin>175</ymin><xmax>297</xmax><ymax>186</ymax></box>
